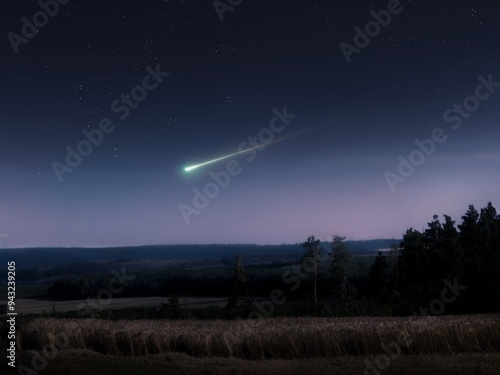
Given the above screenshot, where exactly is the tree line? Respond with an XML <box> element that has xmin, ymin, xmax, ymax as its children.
<box><xmin>47</xmin><ymin>202</ymin><xmax>500</xmax><ymax>317</ymax></box>
<box><xmin>229</xmin><ymin>202</ymin><xmax>500</xmax><ymax>316</ymax></box>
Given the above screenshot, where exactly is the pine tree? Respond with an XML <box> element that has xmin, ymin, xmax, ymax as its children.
<box><xmin>302</xmin><ymin>236</ymin><xmax>322</xmax><ymax>312</ymax></box>
<box><xmin>442</xmin><ymin>214</ymin><xmax>461</xmax><ymax>281</ymax></box>
<box><xmin>331</xmin><ymin>235</ymin><xmax>354</xmax><ymax>307</ymax></box>
<box><xmin>458</xmin><ymin>205</ymin><xmax>481</xmax><ymax>289</ymax></box>
<box><xmin>477</xmin><ymin>202</ymin><xmax>499</xmax><ymax>307</ymax></box>
<box><xmin>368</xmin><ymin>251</ymin><xmax>390</xmax><ymax>298</ymax></box>
<box><xmin>399</xmin><ymin>228</ymin><xmax>425</xmax><ymax>298</ymax></box>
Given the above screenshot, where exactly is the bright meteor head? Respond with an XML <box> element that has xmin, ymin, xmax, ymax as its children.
<box><xmin>184</xmin><ymin>165</ymin><xmax>199</xmax><ymax>172</ymax></box>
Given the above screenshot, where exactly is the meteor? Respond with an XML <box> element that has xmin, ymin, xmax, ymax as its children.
<box><xmin>183</xmin><ymin>118</ymin><xmax>347</xmax><ymax>173</ymax></box>
<box><xmin>184</xmin><ymin>149</ymin><xmax>250</xmax><ymax>172</ymax></box>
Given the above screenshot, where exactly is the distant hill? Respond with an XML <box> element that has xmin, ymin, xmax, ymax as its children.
<box><xmin>0</xmin><ymin>240</ymin><xmax>400</xmax><ymax>267</ymax></box>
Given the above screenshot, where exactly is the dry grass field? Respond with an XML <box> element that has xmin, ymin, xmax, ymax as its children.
<box><xmin>21</xmin><ymin>314</ymin><xmax>500</xmax><ymax>358</ymax></box>
<box><xmin>7</xmin><ymin>314</ymin><xmax>499</xmax><ymax>374</ymax></box>
<box><xmin>7</xmin><ymin>351</ymin><xmax>500</xmax><ymax>375</ymax></box>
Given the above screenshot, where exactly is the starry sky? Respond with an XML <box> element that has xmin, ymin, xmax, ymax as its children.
<box><xmin>1</xmin><ymin>0</ymin><xmax>499</xmax><ymax>248</ymax></box>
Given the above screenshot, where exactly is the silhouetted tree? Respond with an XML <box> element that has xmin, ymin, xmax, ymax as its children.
<box><xmin>399</xmin><ymin>228</ymin><xmax>426</xmax><ymax>299</ymax></box>
<box><xmin>476</xmin><ymin>202</ymin><xmax>500</xmax><ymax>309</ymax></box>
<box><xmin>441</xmin><ymin>214</ymin><xmax>461</xmax><ymax>281</ymax></box>
<box><xmin>302</xmin><ymin>236</ymin><xmax>322</xmax><ymax>312</ymax></box>
<box><xmin>458</xmin><ymin>205</ymin><xmax>481</xmax><ymax>291</ymax></box>
<box><xmin>331</xmin><ymin>235</ymin><xmax>354</xmax><ymax>306</ymax></box>
<box><xmin>399</xmin><ymin>203</ymin><xmax>500</xmax><ymax>313</ymax></box>
<box><xmin>227</xmin><ymin>254</ymin><xmax>252</xmax><ymax>315</ymax></box>
<box><xmin>368</xmin><ymin>251</ymin><xmax>390</xmax><ymax>298</ymax></box>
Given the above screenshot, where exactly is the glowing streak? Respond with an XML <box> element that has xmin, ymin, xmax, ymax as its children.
<box><xmin>183</xmin><ymin>118</ymin><xmax>348</xmax><ymax>173</ymax></box>
<box><xmin>184</xmin><ymin>132</ymin><xmax>303</xmax><ymax>172</ymax></box>
<box><xmin>184</xmin><ymin>149</ymin><xmax>251</xmax><ymax>172</ymax></box>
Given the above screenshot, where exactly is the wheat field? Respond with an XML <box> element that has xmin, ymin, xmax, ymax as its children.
<box><xmin>20</xmin><ymin>314</ymin><xmax>500</xmax><ymax>360</ymax></box>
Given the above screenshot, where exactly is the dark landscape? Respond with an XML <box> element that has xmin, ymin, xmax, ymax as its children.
<box><xmin>1</xmin><ymin>203</ymin><xmax>500</xmax><ymax>374</ymax></box>
<box><xmin>2</xmin><ymin>0</ymin><xmax>500</xmax><ymax>374</ymax></box>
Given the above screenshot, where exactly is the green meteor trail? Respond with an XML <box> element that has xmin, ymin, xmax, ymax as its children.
<box><xmin>183</xmin><ymin>135</ymin><xmax>293</xmax><ymax>173</ymax></box>
<box><xmin>184</xmin><ymin>148</ymin><xmax>251</xmax><ymax>172</ymax></box>
<box><xmin>184</xmin><ymin>135</ymin><xmax>301</xmax><ymax>172</ymax></box>
<box><xmin>183</xmin><ymin>117</ymin><xmax>350</xmax><ymax>173</ymax></box>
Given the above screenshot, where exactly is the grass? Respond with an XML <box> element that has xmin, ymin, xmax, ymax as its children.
<box><xmin>20</xmin><ymin>314</ymin><xmax>500</xmax><ymax>359</ymax></box>
<box><xmin>5</xmin><ymin>351</ymin><xmax>500</xmax><ymax>375</ymax></box>
<box><xmin>3</xmin><ymin>314</ymin><xmax>498</xmax><ymax>374</ymax></box>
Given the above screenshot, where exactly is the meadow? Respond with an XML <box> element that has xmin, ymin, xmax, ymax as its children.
<box><xmin>6</xmin><ymin>314</ymin><xmax>500</xmax><ymax>374</ymax></box>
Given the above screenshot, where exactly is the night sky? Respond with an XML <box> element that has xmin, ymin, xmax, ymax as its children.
<box><xmin>1</xmin><ymin>0</ymin><xmax>499</xmax><ymax>248</ymax></box>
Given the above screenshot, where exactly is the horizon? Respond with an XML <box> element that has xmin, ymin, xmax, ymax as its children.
<box><xmin>0</xmin><ymin>237</ymin><xmax>403</xmax><ymax>250</ymax></box>
<box><xmin>1</xmin><ymin>199</ymin><xmax>497</xmax><ymax>248</ymax></box>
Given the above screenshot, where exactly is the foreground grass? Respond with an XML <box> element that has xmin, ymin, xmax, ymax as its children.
<box><xmin>7</xmin><ymin>351</ymin><xmax>500</xmax><ymax>375</ymax></box>
<box><xmin>21</xmin><ymin>314</ymin><xmax>500</xmax><ymax>359</ymax></box>
<box><xmin>5</xmin><ymin>314</ymin><xmax>498</xmax><ymax>374</ymax></box>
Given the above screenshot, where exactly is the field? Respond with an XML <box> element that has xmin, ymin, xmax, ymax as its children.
<box><xmin>7</xmin><ymin>314</ymin><xmax>500</xmax><ymax>374</ymax></box>
<box><xmin>0</xmin><ymin>284</ymin><xmax>49</xmax><ymax>300</ymax></box>
<box><xmin>13</xmin><ymin>296</ymin><xmax>228</xmax><ymax>314</ymax></box>
<box><xmin>7</xmin><ymin>351</ymin><xmax>500</xmax><ymax>375</ymax></box>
